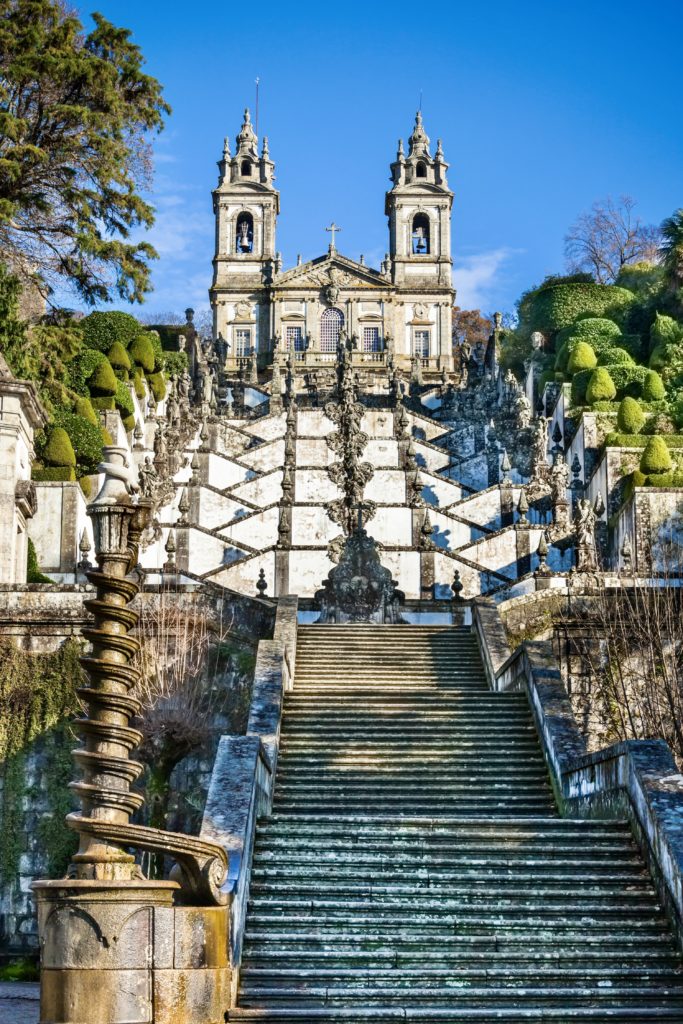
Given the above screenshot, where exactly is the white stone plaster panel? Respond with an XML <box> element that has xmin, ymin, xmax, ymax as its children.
<box><xmin>453</xmin><ymin>489</ymin><xmax>502</xmax><ymax>530</ymax></box>
<box><xmin>188</xmin><ymin>530</ymin><xmax>233</xmax><ymax>575</ymax></box>
<box><xmin>288</xmin><ymin>550</ymin><xmax>335</xmax><ymax>596</ymax></box>
<box><xmin>361</xmin><ymin>410</ymin><xmax>394</xmax><ymax>438</ymax></box>
<box><xmin>213</xmin><ymin>551</ymin><xmax>275</xmax><ymax>594</ymax></box>
<box><xmin>434</xmin><ymin>553</ymin><xmax>481</xmax><ymax>599</ymax></box>
<box><xmin>365</xmin><ymin>470</ymin><xmax>405</xmax><ymax>503</ymax></box>
<box><xmin>367</xmin><ymin>506</ymin><xmax>412</xmax><ymax>546</ymax></box>
<box><xmin>407</xmin><ymin>414</ymin><xmax>446</xmax><ymax>442</ymax></box>
<box><xmin>30</xmin><ymin>485</ymin><xmax>63</xmax><ymax>570</ymax></box>
<box><xmin>296</xmin><ymin>438</ymin><xmax>332</xmax><ymax>466</ymax></box>
<box><xmin>420</xmin><ymin>471</ymin><xmax>462</xmax><ymax>508</ymax></box>
<box><xmin>239</xmin><ymin>414</ymin><xmax>286</xmax><ymax>441</ymax></box>
<box><xmin>379</xmin><ymin>550</ymin><xmax>420</xmax><ymax>599</ymax></box>
<box><xmin>413</xmin><ymin>442</ymin><xmax>448</xmax><ymax>473</ymax></box>
<box><xmin>292</xmin><ymin>506</ymin><xmax>339</xmax><ymax>546</ymax></box>
<box><xmin>295</xmin><ymin>469</ymin><xmax>340</xmax><ymax>503</ymax></box>
<box><xmin>239</xmin><ymin>439</ymin><xmax>285</xmax><ymax>474</ymax></box>
<box><xmin>197</xmin><ymin>490</ymin><xmax>251</xmax><ymax>530</ymax></box>
<box><xmin>298</xmin><ymin>409</ymin><xmax>336</xmax><ymax>437</ymax></box>
<box><xmin>365</xmin><ymin>439</ymin><xmax>399</xmax><ymax>468</ymax></box>
<box><xmin>207</xmin><ymin>452</ymin><xmax>250</xmax><ymax>490</ymax></box>
<box><xmin>223</xmin><ymin>506</ymin><xmax>279</xmax><ymax>548</ymax></box>
<box><xmin>231</xmin><ymin>470</ymin><xmax>283</xmax><ymax>506</ymax></box>
<box><xmin>459</xmin><ymin>531</ymin><xmax>519</xmax><ymax>578</ymax></box>
<box><xmin>430</xmin><ymin>510</ymin><xmax>472</xmax><ymax>551</ymax></box>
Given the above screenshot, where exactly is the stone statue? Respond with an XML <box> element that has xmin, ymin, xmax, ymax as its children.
<box><xmin>138</xmin><ymin>456</ymin><xmax>157</xmax><ymax>499</ymax></box>
<box><xmin>531</xmin><ymin>416</ymin><xmax>549</xmax><ymax>478</ymax></box>
<box><xmin>515</xmin><ymin>392</ymin><xmax>532</xmax><ymax>430</ymax></box>
<box><xmin>575</xmin><ymin>497</ymin><xmax>598</xmax><ymax>572</ymax></box>
<box><xmin>550</xmin><ymin>453</ymin><xmax>570</xmax><ymax>506</ymax></box>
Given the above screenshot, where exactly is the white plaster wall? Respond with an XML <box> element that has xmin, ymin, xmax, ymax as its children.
<box><xmin>366</xmin><ymin>470</ymin><xmax>405</xmax><ymax>504</ymax></box>
<box><xmin>30</xmin><ymin>486</ymin><xmax>63</xmax><ymax>570</ymax></box>
<box><xmin>420</xmin><ymin>471</ymin><xmax>462</xmax><ymax>508</ymax></box>
<box><xmin>222</xmin><ymin>506</ymin><xmax>279</xmax><ymax>548</ymax></box>
<box><xmin>296</xmin><ymin>469</ymin><xmax>340</xmax><ymax>503</ymax></box>
<box><xmin>430</xmin><ymin>510</ymin><xmax>473</xmax><ymax>551</ymax></box>
<box><xmin>365</xmin><ymin>439</ymin><xmax>399</xmax><ymax>468</ymax></box>
<box><xmin>379</xmin><ymin>550</ymin><xmax>421</xmax><ymax>599</ymax></box>
<box><xmin>454</xmin><ymin>488</ymin><xmax>502</xmax><ymax>530</ymax></box>
<box><xmin>367</xmin><ymin>506</ymin><xmax>412</xmax><ymax>546</ymax></box>
<box><xmin>296</xmin><ymin>438</ymin><xmax>332</xmax><ymax>466</ymax></box>
<box><xmin>197</xmin><ymin>490</ymin><xmax>252</xmax><ymax>530</ymax></box>
<box><xmin>407</xmin><ymin>414</ymin><xmax>445</xmax><ymax>442</ymax></box>
<box><xmin>289</xmin><ymin>549</ymin><xmax>335</xmax><ymax>595</ymax></box>
<box><xmin>231</xmin><ymin>469</ymin><xmax>283</xmax><ymax>506</ymax></box>
<box><xmin>239</xmin><ymin>438</ymin><xmax>285</xmax><ymax>473</ymax></box>
<box><xmin>434</xmin><ymin>553</ymin><xmax>481</xmax><ymax>600</ymax></box>
<box><xmin>298</xmin><ymin>409</ymin><xmax>336</xmax><ymax>436</ymax></box>
<box><xmin>459</xmin><ymin>531</ymin><xmax>519</xmax><ymax>578</ymax></box>
<box><xmin>213</xmin><ymin>550</ymin><xmax>275</xmax><ymax>594</ymax></box>
<box><xmin>361</xmin><ymin>410</ymin><xmax>394</xmax><ymax>438</ymax></box>
<box><xmin>207</xmin><ymin>452</ymin><xmax>250</xmax><ymax>490</ymax></box>
<box><xmin>292</xmin><ymin>506</ymin><xmax>339</xmax><ymax>546</ymax></box>
<box><xmin>240</xmin><ymin>413</ymin><xmax>286</xmax><ymax>441</ymax></box>
<box><xmin>187</xmin><ymin>529</ymin><xmax>232</xmax><ymax>575</ymax></box>
<box><xmin>414</xmin><ymin>441</ymin><xmax>449</xmax><ymax>473</ymax></box>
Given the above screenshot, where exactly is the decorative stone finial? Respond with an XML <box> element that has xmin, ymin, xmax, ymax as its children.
<box><xmin>451</xmin><ymin>569</ymin><xmax>464</xmax><ymax>601</ymax></box>
<box><xmin>256</xmin><ymin>567</ymin><xmax>267</xmax><ymax>596</ymax></box>
<box><xmin>517</xmin><ymin>487</ymin><xmax>529</xmax><ymax>525</ymax></box>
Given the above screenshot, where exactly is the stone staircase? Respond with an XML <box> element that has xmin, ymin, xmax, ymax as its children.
<box><xmin>229</xmin><ymin>625</ymin><xmax>683</xmax><ymax>1021</ymax></box>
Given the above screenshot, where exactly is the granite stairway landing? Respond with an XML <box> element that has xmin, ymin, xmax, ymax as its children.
<box><xmin>229</xmin><ymin>625</ymin><xmax>683</xmax><ymax>1022</ymax></box>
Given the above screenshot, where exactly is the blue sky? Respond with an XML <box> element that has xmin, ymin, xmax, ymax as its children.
<box><xmin>85</xmin><ymin>0</ymin><xmax>682</xmax><ymax>322</ymax></box>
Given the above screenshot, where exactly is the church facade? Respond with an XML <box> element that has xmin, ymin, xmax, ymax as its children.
<box><xmin>210</xmin><ymin>110</ymin><xmax>455</xmax><ymax>373</ymax></box>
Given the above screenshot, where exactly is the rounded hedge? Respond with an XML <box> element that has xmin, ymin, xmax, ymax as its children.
<box><xmin>567</xmin><ymin>341</ymin><xmax>597</xmax><ymax>374</ymax></box>
<box><xmin>600</xmin><ymin>346</ymin><xmax>634</xmax><ymax>366</ymax></box>
<box><xmin>586</xmin><ymin>367</ymin><xmax>616</xmax><ymax>404</ymax></box>
<box><xmin>43</xmin><ymin>426</ymin><xmax>76</xmax><ymax>468</ymax></box>
<box><xmin>88</xmin><ymin>357</ymin><xmax>117</xmax><ymax>397</ymax></box>
<box><xmin>115</xmin><ymin>380</ymin><xmax>134</xmax><ymax>419</ymax></box>
<box><xmin>147</xmin><ymin>371</ymin><xmax>166</xmax><ymax>402</ymax></box>
<box><xmin>53</xmin><ymin>412</ymin><xmax>104</xmax><ymax>473</ymax></box>
<box><xmin>129</xmin><ymin>334</ymin><xmax>155</xmax><ymax>372</ymax></box>
<box><xmin>642</xmin><ymin>370</ymin><xmax>666</xmax><ymax>401</ymax></box>
<box><xmin>82</xmin><ymin>311</ymin><xmax>141</xmax><ymax>353</ymax></box>
<box><xmin>640</xmin><ymin>435</ymin><xmax>673</xmax><ymax>475</ymax></box>
<box><xmin>69</xmin><ymin>349</ymin><xmax>107</xmax><ymax>395</ymax></box>
<box><xmin>617</xmin><ymin>396</ymin><xmax>645</xmax><ymax>434</ymax></box>
<box><xmin>108</xmin><ymin>341</ymin><xmax>131</xmax><ymax>375</ymax></box>
<box><xmin>527</xmin><ymin>283</ymin><xmax>636</xmax><ymax>339</ymax></box>
<box><xmin>556</xmin><ymin>317</ymin><xmax>622</xmax><ymax>349</ymax></box>
<box><xmin>91</xmin><ymin>396</ymin><xmax>116</xmax><ymax>411</ymax></box>
<box><xmin>650</xmin><ymin>313</ymin><xmax>681</xmax><ymax>354</ymax></box>
<box><xmin>74</xmin><ymin>396</ymin><xmax>99</xmax><ymax>426</ymax></box>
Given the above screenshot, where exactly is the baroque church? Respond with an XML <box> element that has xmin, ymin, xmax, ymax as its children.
<box><xmin>211</xmin><ymin>108</ymin><xmax>455</xmax><ymax>373</ymax></box>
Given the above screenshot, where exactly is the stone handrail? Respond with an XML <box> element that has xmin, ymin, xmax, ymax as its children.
<box><xmin>472</xmin><ymin>598</ymin><xmax>683</xmax><ymax>947</ymax></box>
<box><xmin>200</xmin><ymin>593</ymin><xmax>298</xmax><ymax>969</ymax></box>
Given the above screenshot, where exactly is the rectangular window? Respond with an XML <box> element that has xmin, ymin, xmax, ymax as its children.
<box><xmin>286</xmin><ymin>326</ymin><xmax>305</xmax><ymax>351</ymax></box>
<box><xmin>413</xmin><ymin>329</ymin><xmax>430</xmax><ymax>358</ymax></box>
<box><xmin>362</xmin><ymin>326</ymin><xmax>381</xmax><ymax>352</ymax></box>
<box><xmin>235</xmin><ymin>328</ymin><xmax>251</xmax><ymax>356</ymax></box>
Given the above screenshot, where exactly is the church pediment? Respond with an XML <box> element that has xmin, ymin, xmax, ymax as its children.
<box><xmin>276</xmin><ymin>254</ymin><xmax>390</xmax><ymax>293</ymax></box>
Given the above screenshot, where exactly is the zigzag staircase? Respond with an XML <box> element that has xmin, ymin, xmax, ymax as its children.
<box><xmin>229</xmin><ymin>625</ymin><xmax>683</xmax><ymax>1021</ymax></box>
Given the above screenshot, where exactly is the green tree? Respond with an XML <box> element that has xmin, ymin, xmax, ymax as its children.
<box><xmin>642</xmin><ymin>369</ymin><xmax>666</xmax><ymax>402</ymax></box>
<box><xmin>586</xmin><ymin>367</ymin><xmax>616</xmax><ymax>404</ymax></box>
<box><xmin>660</xmin><ymin>209</ymin><xmax>683</xmax><ymax>314</ymax></box>
<box><xmin>640</xmin><ymin>435</ymin><xmax>673</xmax><ymax>475</ymax></box>
<box><xmin>0</xmin><ymin>1</ymin><xmax>170</xmax><ymax>304</ymax></box>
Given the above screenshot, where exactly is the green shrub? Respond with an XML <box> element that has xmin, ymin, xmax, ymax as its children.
<box><xmin>129</xmin><ymin>334</ymin><xmax>155</xmax><ymax>372</ymax></box>
<box><xmin>644</xmin><ymin>471</ymin><xmax>683</xmax><ymax>487</ymax></box>
<box><xmin>108</xmin><ymin>341</ymin><xmax>131</xmax><ymax>379</ymax></box>
<box><xmin>79</xmin><ymin>476</ymin><xmax>93</xmax><ymax>499</ymax></box>
<box><xmin>32</xmin><ymin>466</ymin><xmax>75</xmax><ymax>482</ymax></box>
<box><xmin>133</xmin><ymin>368</ymin><xmax>146</xmax><ymax>400</ymax></box>
<box><xmin>556</xmin><ymin>317</ymin><xmax>622</xmax><ymax>349</ymax></box>
<box><xmin>605</xmin><ymin>432</ymin><xmax>683</xmax><ymax>448</ymax></box>
<box><xmin>571</xmin><ymin>369</ymin><xmax>593</xmax><ymax>405</ymax></box>
<box><xmin>650</xmin><ymin>312</ymin><xmax>682</xmax><ymax>354</ymax></box>
<box><xmin>617</xmin><ymin>397</ymin><xmax>645</xmax><ymax>434</ymax></box>
<box><xmin>527</xmin><ymin>283</ymin><xmax>636</xmax><ymax>339</ymax></box>
<box><xmin>43</xmin><ymin>426</ymin><xmax>76</xmax><ymax>468</ymax></box>
<box><xmin>91</xmin><ymin>396</ymin><xmax>116</xmax><ymax>411</ymax></box>
<box><xmin>82</xmin><ymin>311</ymin><xmax>141</xmax><ymax>352</ymax></box>
<box><xmin>586</xmin><ymin>367</ymin><xmax>616</xmax><ymax>404</ymax></box>
<box><xmin>147</xmin><ymin>371</ymin><xmax>166</xmax><ymax>402</ymax></box>
<box><xmin>52</xmin><ymin>412</ymin><xmax>104</xmax><ymax>474</ymax></box>
<box><xmin>88</xmin><ymin>357</ymin><xmax>117</xmax><ymax>397</ymax></box>
<box><xmin>115</xmin><ymin>379</ymin><xmax>134</xmax><ymax>418</ymax></box>
<box><xmin>642</xmin><ymin>369</ymin><xmax>666</xmax><ymax>401</ymax></box>
<box><xmin>640</xmin><ymin>435</ymin><xmax>673</xmax><ymax>474</ymax></box>
<box><xmin>69</xmin><ymin>349</ymin><xmax>107</xmax><ymax>395</ymax></box>
<box><xmin>162</xmin><ymin>350</ymin><xmax>189</xmax><ymax>376</ymax></box>
<box><xmin>599</xmin><ymin>346</ymin><xmax>634</xmax><ymax>366</ymax></box>
<box><xmin>27</xmin><ymin>538</ymin><xmax>52</xmax><ymax>583</ymax></box>
<box><xmin>74</xmin><ymin>396</ymin><xmax>99</xmax><ymax>426</ymax></box>
<box><xmin>567</xmin><ymin>341</ymin><xmax>597</xmax><ymax>374</ymax></box>
<box><xmin>603</xmin><ymin>363</ymin><xmax>648</xmax><ymax>398</ymax></box>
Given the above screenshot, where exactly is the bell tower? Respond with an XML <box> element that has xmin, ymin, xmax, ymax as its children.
<box><xmin>385</xmin><ymin>113</ymin><xmax>453</xmax><ymax>288</ymax></box>
<box><xmin>210</xmin><ymin>109</ymin><xmax>280</xmax><ymax>352</ymax></box>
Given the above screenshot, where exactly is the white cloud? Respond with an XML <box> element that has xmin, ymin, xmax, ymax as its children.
<box><xmin>453</xmin><ymin>248</ymin><xmax>516</xmax><ymax>310</ymax></box>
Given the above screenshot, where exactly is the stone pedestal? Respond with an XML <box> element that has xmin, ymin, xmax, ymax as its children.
<box><xmin>33</xmin><ymin>880</ymin><xmax>231</xmax><ymax>1024</ymax></box>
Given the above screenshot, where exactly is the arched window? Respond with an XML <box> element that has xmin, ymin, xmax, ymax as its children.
<box><xmin>416</xmin><ymin>161</ymin><xmax>427</xmax><ymax>178</ymax></box>
<box><xmin>236</xmin><ymin>212</ymin><xmax>254</xmax><ymax>254</ymax></box>
<box><xmin>320</xmin><ymin>307</ymin><xmax>344</xmax><ymax>353</ymax></box>
<box><xmin>241</xmin><ymin>160</ymin><xmax>251</xmax><ymax>176</ymax></box>
<box><xmin>412</xmin><ymin>213</ymin><xmax>430</xmax><ymax>255</ymax></box>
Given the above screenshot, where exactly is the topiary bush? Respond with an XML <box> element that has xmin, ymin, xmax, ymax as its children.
<box><xmin>32</xmin><ymin>466</ymin><xmax>75</xmax><ymax>482</ymax></box>
<box><xmin>91</xmin><ymin>396</ymin><xmax>115</xmax><ymax>411</ymax></box>
<box><xmin>555</xmin><ymin>317</ymin><xmax>622</xmax><ymax>350</ymax></box>
<box><xmin>27</xmin><ymin>538</ymin><xmax>52</xmax><ymax>583</ymax></box>
<box><xmin>527</xmin><ymin>283</ymin><xmax>636</xmax><ymax>340</ymax></box>
<box><xmin>133</xmin><ymin>368</ymin><xmax>146</xmax><ymax>400</ymax></box>
<box><xmin>640</xmin><ymin>435</ymin><xmax>673</xmax><ymax>475</ymax></box>
<box><xmin>642</xmin><ymin>369</ymin><xmax>666</xmax><ymax>401</ymax></box>
<box><xmin>567</xmin><ymin>341</ymin><xmax>597</xmax><ymax>374</ymax></box>
<box><xmin>69</xmin><ymin>349</ymin><xmax>108</xmax><ymax>395</ymax></box>
<box><xmin>53</xmin><ymin>411</ymin><xmax>104</xmax><ymax>475</ymax></box>
<box><xmin>147</xmin><ymin>371</ymin><xmax>166</xmax><ymax>402</ymax></box>
<box><xmin>129</xmin><ymin>334</ymin><xmax>155</xmax><ymax>372</ymax></box>
<box><xmin>162</xmin><ymin>350</ymin><xmax>189</xmax><ymax>377</ymax></box>
<box><xmin>108</xmin><ymin>341</ymin><xmax>131</xmax><ymax>379</ymax></box>
<box><xmin>81</xmin><ymin>311</ymin><xmax>141</xmax><ymax>353</ymax></box>
<box><xmin>586</xmin><ymin>367</ymin><xmax>616</xmax><ymax>404</ymax></box>
<box><xmin>603</xmin><ymin>363</ymin><xmax>648</xmax><ymax>398</ymax></box>
<box><xmin>43</xmin><ymin>426</ymin><xmax>76</xmax><ymax>469</ymax></box>
<box><xmin>571</xmin><ymin>369</ymin><xmax>593</xmax><ymax>406</ymax></box>
<box><xmin>599</xmin><ymin>346</ymin><xmax>634</xmax><ymax>366</ymax></box>
<box><xmin>617</xmin><ymin>397</ymin><xmax>645</xmax><ymax>435</ymax></box>
<box><xmin>649</xmin><ymin>312</ymin><xmax>682</xmax><ymax>354</ymax></box>
<box><xmin>88</xmin><ymin>357</ymin><xmax>117</xmax><ymax>398</ymax></box>
<box><xmin>74</xmin><ymin>396</ymin><xmax>99</xmax><ymax>426</ymax></box>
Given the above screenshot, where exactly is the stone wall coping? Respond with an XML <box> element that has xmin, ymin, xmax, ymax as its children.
<box><xmin>200</xmin><ymin>593</ymin><xmax>298</xmax><ymax>966</ymax></box>
<box><xmin>474</xmin><ymin>602</ymin><xmax>683</xmax><ymax>947</ymax></box>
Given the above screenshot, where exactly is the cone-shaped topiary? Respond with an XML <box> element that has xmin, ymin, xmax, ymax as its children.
<box><xmin>74</xmin><ymin>396</ymin><xmax>99</xmax><ymax>426</ymax></box>
<box><xmin>108</xmin><ymin>341</ymin><xmax>131</xmax><ymax>379</ymax></box>
<box><xmin>640</xmin><ymin>435</ymin><xmax>673</xmax><ymax>475</ymax></box>
<box><xmin>43</xmin><ymin>426</ymin><xmax>76</xmax><ymax>468</ymax></box>
<box><xmin>642</xmin><ymin>369</ymin><xmax>666</xmax><ymax>401</ymax></box>
<box><xmin>129</xmin><ymin>334</ymin><xmax>155</xmax><ymax>372</ymax></box>
<box><xmin>586</xmin><ymin>366</ymin><xmax>616</xmax><ymax>404</ymax></box>
<box><xmin>88</xmin><ymin>357</ymin><xmax>117</xmax><ymax>397</ymax></box>
<box><xmin>649</xmin><ymin>312</ymin><xmax>681</xmax><ymax>354</ymax></box>
<box><xmin>567</xmin><ymin>341</ymin><xmax>597</xmax><ymax>374</ymax></box>
<box><xmin>617</xmin><ymin>397</ymin><xmax>645</xmax><ymax>435</ymax></box>
<box><xmin>147</xmin><ymin>371</ymin><xmax>166</xmax><ymax>402</ymax></box>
